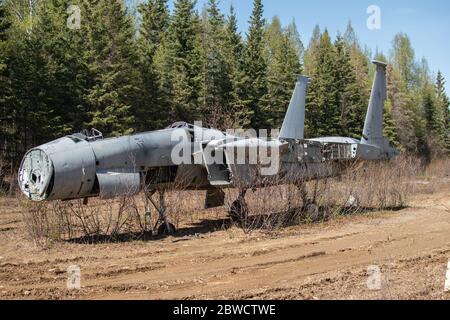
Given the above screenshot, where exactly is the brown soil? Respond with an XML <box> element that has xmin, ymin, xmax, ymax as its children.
<box><xmin>0</xmin><ymin>178</ymin><xmax>449</xmax><ymax>300</ymax></box>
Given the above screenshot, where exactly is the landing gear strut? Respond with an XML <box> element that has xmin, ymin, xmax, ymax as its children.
<box><xmin>229</xmin><ymin>189</ymin><xmax>249</xmax><ymax>222</ymax></box>
<box><xmin>144</xmin><ymin>188</ymin><xmax>177</xmax><ymax>236</ymax></box>
<box><xmin>296</xmin><ymin>182</ymin><xmax>320</xmax><ymax>221</ymax></box>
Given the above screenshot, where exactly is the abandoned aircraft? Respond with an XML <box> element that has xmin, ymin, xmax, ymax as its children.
<box><xmin>18</xmin><ymin>60</ymin><xmax>398</xmax><ymax>235</ymax></box>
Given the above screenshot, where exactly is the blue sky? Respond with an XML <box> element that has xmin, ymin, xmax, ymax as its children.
<box><xmin>130</xmin><ymin>0</ymin><xmax>450</xmax><ymax>93</ymax></box>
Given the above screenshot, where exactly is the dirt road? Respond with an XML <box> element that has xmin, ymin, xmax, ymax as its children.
<box><xmin>0</xmin><ymin>181</ymin><xmax>449</xmax><ymax>300</ymax></box>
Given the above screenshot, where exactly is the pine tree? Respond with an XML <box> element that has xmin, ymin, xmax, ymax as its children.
<box><xmin>0</xmin><ymin>2</ymin><xmax>11</xmax><ymax>122</ymax></box>
<box><xmin>34</xmin><ymin>0</ymin><xmax>90</xmax><ymax>136</ymax></box>
<box><xmin>344</xmin><ymin>21</ymin><xmax>370</xmax><ymax>109</ymax></box>
<box><xmin>158</xmin><ymin>0</ymin><xmax>202</xmax><ymax>122</ymax></box>
<box><xmin>0</xmin><ymin>3</ymin><xmax>9</xmax><ymax>41</ymax></box>
<box><xmin>423</xmin><ymin>86</ymin><xmax>439</xmax><ymax>133</ymax></box>
<box><xmin>83</xmin><ymin>0</ymin><xmax>137</xmax><ymax>136</ymax></box>
<box><xmin>223</xmin><ymin>5</ymin><xmax>245</xmax><ymax>126</ymax></box>
<box><xmin>264</xmin><ymin>17</ymin><xmax>302</xmax><ymax>129</ymax></box>
<box><xmin>386</xmin><ymin>64</ymin><xmax>418</xmax><ymax>153</ymax></box>
<box><xmin>1</xmin><ymin>3</ymin><xmax>30</xmax><ymax>164</ymax></box>
<box><xmin>303</xmin><ymin>24</ymin><xmax>320</xmax><ymax>75</ymax></box>
<box><xmin>199</xmin><ymin>0</ymin><xmax>232</xmax><ymax>127</ymax></box>
<box><xmin>0</xmin><ymin>1</ymin><xmax>12</xmax><ymax>172</ymax></box>
<box><xmin>389</xmin><ymin>33</ymin><xmax>431</xmax><ymax>156</ymax></box>
<box><xmin>286</xmin><ymin>19</ymin><xmax>304</xmax><ymax>64</ymax></box>
<box><xmin>436</xmin><ymin>71</ymin><xmax>450</xmax><ymax>151</ymax></box>
<box><xmin>138</xmin><ymin>0</ymin><xmax>169</xmax><ymax>61</ymax></box>
<box><xmin>1</xmin><ymin>0</ymin><xmax>449</xmax><ymax>164</ymax></box>
<box><xmin>343</xmin><ymin>20</ymin><xmax>357</xmax><ymax>46</ymax></box>
<box><xmin>135</xmin><ymin>0</ymin><xmax>170</xmax><ymax>131</ymax></box>
<box><xmin>305</xmin><ymin>30</ymin><xmax>339</xmax><ymax>137</ymax></box>
<box><xmin>383</xmin><ymin>100</ymin><xmax>400</xmax><ymax>147</ymax></box>
<box><xmin>241</xmin><ymin>0</ymin><xmax>268</xmax><ymax>129</ymax></box>
<box><xmin>334</xmin><ymin>34</ymin><xmax>365</xmax><ymax>138</ymax></box>
<box><xmin>8</xmin><ymin>0</ymin><xmax>87</xmax><ymax>144</ymax></box>
<box><xmin>391</xmin><ymin>33</ymin><xmax>418</xmax><ymax>90</ymax></box>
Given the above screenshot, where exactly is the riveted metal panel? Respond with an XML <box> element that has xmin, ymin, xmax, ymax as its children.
<box><xmin>97</xmin><ymin>171</ymin><xmax>141</xmax><ymax>199</ymax></box>
<box><xmin>38</xmin><ymin>137</ymin><xmax>96</xmax><ymax>200</ymax></box>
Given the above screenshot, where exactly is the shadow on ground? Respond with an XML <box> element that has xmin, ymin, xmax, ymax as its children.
<box><xmin>67</xmin><ymin>205</ymin><xmax>407</xmax><ymax>245</ymax></box>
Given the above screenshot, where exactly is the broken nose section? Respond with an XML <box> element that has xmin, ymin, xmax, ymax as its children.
<box><xmin>18</xmin><ymin>149</ymin><xmax>54</xmax><ymax>201</ymax></box>
<box><xmin>18</xmin><ymin>137</ymin><xmax>98</xmax><ymax>202</ymax></box>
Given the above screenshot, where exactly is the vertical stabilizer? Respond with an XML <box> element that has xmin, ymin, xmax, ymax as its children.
<box><xmin>362</xmin><ymin>60</ymin><xmax>388</xmax><ymax>146</ymax></box>
<box><xmin>280</xmin><ymin>76</ymin><xmax>310</xmax><ymax>140</ymax></box>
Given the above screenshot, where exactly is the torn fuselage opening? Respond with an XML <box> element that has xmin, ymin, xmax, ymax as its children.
<box><xmin>18</xmin><ymin>149</ymin><xmax>55</xmax><ymax>201</ymax></box>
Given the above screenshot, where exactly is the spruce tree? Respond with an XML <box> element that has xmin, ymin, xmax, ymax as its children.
<box><xmin>223</xmin><ymin>5</ymin><xmax>246</xmax><ymax>126</ymax></box>
<box><xmin>305</xmin><ymin>30</ymin><xmax>339</xmax><ymax>137</ymax></box>
<box><xmin>138</xmin><ymin>0</ymin><xmax>169</xmax><ymax>61</ymax></box>
<box><xmin>343</xmin><ymin>20</ymin><xmax>357</xmax><ymax>46</ymax></box>
<box><xmin>241</xmin><ymin>0</ymin><xmax>268</xmax><ymax>129</ymax></box>
<box><xmin>0</xmin><ymin>1</ymin><xmax>12</xmax><ymax>172</ymax></box>
<box><xmin>83</xmin><ymin>0</ymin><xmax>137</xmax><ymax>136</ymax></box>
<box><xmin>200</xmin><ymin>0</ymin><xmax>232</xmax><ymax>127</ymax></box>
<box><xmin>390</xmin><ymin>33</ymin><xmax>430</xmax><ymax>156</ymax></box>
<box><xmin>383</xmin><ymin>100</ymin><xmax>400</xmax><ymax>147</ymax></box>
<box><xmin>420</xmin><ymin>85</ymin><xmax>444</xmax><ymax>156</ymax></box>
<box><xmin>0</xmin><ymin>3</ymin><xmax>9</xmax><ymax>42</ymax></box>
<box><xmin>386</xmin><ymin>64</ymin><xmax>418</xmax><ymax>153</ymax></box>
<box><xmin>264</xmin><ymin>17</ymin><xmax>302</xmax><ymax>129</ymax></box>
<box><xmin>436</xmin><ymin>71</ymin><xmax>450</xmax><ymax>151</ymax></box>
<box><xmin>135</xmin><ymin>0</ymin><xmax>170</xmax><ymax>131</ymax></box>
<box><xmin>423</xmin><ymin>87</ymin><xmax>438</xmax><ymax>132</ymax></box>
<box><xmin>0</xmin><ymin>2</ymin><xmax>11</xmax><ymax>123</ymax></box>
<box><xmin>391</xmin><ymin>33</ymin><xmax>418</xmax><ymax>90</ymax></box>
<box><xmin>420</xmin><ymin>74</ymin><xmax>446</xmax><ymax>154</ymax></box>
<box><xmin>7</xmin><ymin>0</ymin><xmax>89</xmax><ymax>147</ymax></box>
<box><xmin>334</xmin><ymin>34</ymin><xmax>364</xmax><ymax>138</ymax></box>
<box><xmin>344</xmin><ymin>21</ymin><xmax>370</xmax><ymax>113</ymax></box>
<box><xmin>34</xmin><ymin>0</ymin><xmax>89</xmax><ymax>136</ymax></box>
<box><xmin>286</xmin><ymin>19</ymin><xmax>304</xmax><ymax>64</ymax></box>
<box><xmin>158</xmin><ymin>0</ymin><xmax>202</xmax><ymax>122</ymax></box>
<box><xmin>303</xmin><ymin>24</ymin><xmax>320</xmax><ymax>76</ymax></box>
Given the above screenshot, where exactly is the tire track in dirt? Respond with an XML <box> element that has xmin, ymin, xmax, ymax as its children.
<box><xmin>1</xmin><ymin>188</ymin><xmax>450</xmax><ymax>300</ymax></box>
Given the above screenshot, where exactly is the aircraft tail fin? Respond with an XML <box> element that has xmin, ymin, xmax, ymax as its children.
<box><xmin>361</xmin><ymin>60</ymin><xmax>398</xmax><ymax>158</ymax></box>
<box><xmin>361</xmin><ymin>60</ymin><xmax>388</xmax><ymax>146</ymax></box>
<box><xmin>280</xmin><ymin>76</ymin><xmax>310</xmax><ymax>140</ymax></box>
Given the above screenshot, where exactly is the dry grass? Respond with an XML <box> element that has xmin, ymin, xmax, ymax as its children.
<box><xmin>18</xmin><ymin>188</ymin><xmax>219</xmax><ymax>246</ymax></box>
<box><xmin>316</xmin><ymin>156</ymin><xmax>421</xmax><ymax>213</ymax></box>
<box><xmin>18</xmin><ymin>157</ymin><xmax>449</xmax><ymax>245</ymax></box>
<box><xmin>222</xmin><ymin>156</ymin><xmax>424</xmax><ymax>233</ymax></box>
<box><xmin>0</xmin><ymin>161</ymin><xmax>15</xmax><ymax>196</ymax></box>
<box><xmin>20</xmin><ymin>196</ymin><xmax>148</xmax><ymax>246</ymax></box>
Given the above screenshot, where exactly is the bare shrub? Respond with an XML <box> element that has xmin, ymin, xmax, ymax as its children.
<box><xmin>20</xmin><ymin>200</ymin><xmax>66</xmax><ymax>247</ymax></box>
<box><xmin>0</xmin><ymin>159</ymin><xmax>17</xmax><ymax>196</ymax></box>
<box><xmin>317</xmin><ymin>156</ymin><xmax>421</xmax><ymax>215</ymax></box>
<box><xmin>413</xmin><ymin>157</ymin><xmax>450</xmax><ymax>194</ymax></box>
<box><xmin>424</xmin><ymin>157</ymin><xmax>450</xmax><ymax>179</ymax></box>
<box><xmin>164</xmin><ymin>190</ymin><xmax>206</xmax><ymax>229</ymax></box>
<box><xmin>19</xmin><ymin>156</ymin><xmax>433</xmax><ymax>243</ymax></box>
<box><xmin>0</xmin><ymin>161</ymin><xmax>7</xmax><ymax>196</ymax></box>
<box><xmin>224</xmin><ymin>171</ymin><xmax>309</xmax><ymax>234</ymax></box>
<box><xmin>224</xmin><ymin>156</ymin><xmax>421</xmax><ymax>234</ymax></box>
<box><xmin>20</xmin><ymin>187</ymin><xmax>209</xmax><ymax>245</ymax></box>
<box><xmin>20</xmin><ymin>194</ymin><xmax>151</xmax><ymax>245</ymax></box>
